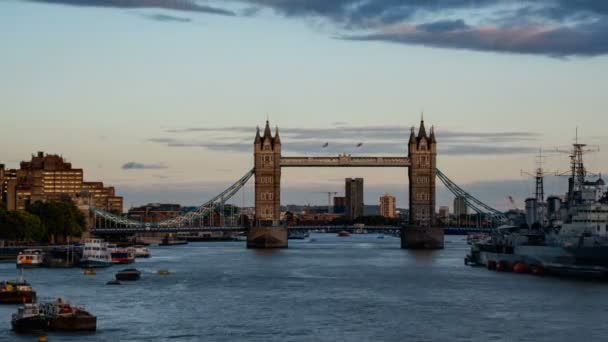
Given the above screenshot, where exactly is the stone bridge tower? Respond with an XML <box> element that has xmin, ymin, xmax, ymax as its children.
<box><xmin>253</xmin><ymin>120</ymin><xmax>282</xmax><ymax>227</ymax></box>
<box><xmin>408</xmin><ymin>117</ymin><xmax>437</xmax><ymax>227</ymax></box>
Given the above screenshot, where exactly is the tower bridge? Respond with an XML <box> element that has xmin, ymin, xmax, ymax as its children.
<box><xmin>91</xmin><ymin>117</ymin><xmax>507</xmax><ymax>249</ymax></box>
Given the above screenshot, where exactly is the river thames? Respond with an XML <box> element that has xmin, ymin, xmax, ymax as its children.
<box><xmin>1</xmin><ymin>234</ymin><xmax>607</xmax><ymax>341</ymax></box>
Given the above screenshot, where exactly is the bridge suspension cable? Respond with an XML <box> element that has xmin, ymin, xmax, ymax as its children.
<box><xmin>436</xmin><ymin>169</ymin><xmax>508</xmax><ymax>224</ymax></box>
<box><xmin>91</xmin><ymin>168</ymin><xmax>255</xmax><ymax>229</ymax></box>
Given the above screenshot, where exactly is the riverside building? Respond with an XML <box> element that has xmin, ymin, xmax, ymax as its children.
<box><xmin>2</xmin><ymin>152</ymin><xmax>123</xmax><ymax>213</ymax></box>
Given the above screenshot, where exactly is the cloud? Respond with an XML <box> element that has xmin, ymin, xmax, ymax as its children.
<box><xmin>234</xmin><ymin>0</ymin><xmax>608</xmax><ymax>56</ymax></box>
<box><xmin>26</xmin><ymin>0</ymin><xmax>235</xmax><ymax>16</ymax></box>
<box><xmin>148</xmin><ymin>124</ymin><xmax>540</xmax><ymax>156</ymax></box>
<box><xmin>342</xmin><ymin>20</ymin><xmax>608</xmax><ymax>57</ymax></box>
<box><xmin>122</xmin><ymin>161</ymin><xmax>168</xmax><ymax>170</ymax></box>
<box><xmin>140</xmin><ymin>13</ymin><xmax>192</xmax><ymax>23</ymax></box>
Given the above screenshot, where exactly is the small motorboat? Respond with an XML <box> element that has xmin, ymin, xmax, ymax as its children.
<box><xmin>338</xmin><ymin>231</ymin><xmax>351</xmax><ymax>237</ymax></box>
<box><xmin>115</xmin><ymin>268</ymin><xmax>141</xmax><ymax>281</ymax></box>
<box><xmin>83</xmin><ymin>268</ymin><xmax>96</xmax><ymax>276</ymax></box>
<box><xmin>157</xmin><ymin>269</ymin><xmax>171</xmax><ymax>276</ymax></box>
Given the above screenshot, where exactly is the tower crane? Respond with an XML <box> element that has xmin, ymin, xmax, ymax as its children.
<box><xmin>312</xmin><ymin>191</ymin><xmax>339</xmax><ymax>213</ymax></box>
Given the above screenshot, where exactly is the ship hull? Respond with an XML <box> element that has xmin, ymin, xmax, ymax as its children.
<box><xmin>11</xmin><ymin>316</ymin><xmax>48</xmax><ymax>333</ymax></box>
<box><xmin>0</xmin><ymin>292</ymin><xmax>36</xmax><ymax>304</ymax></box>
<box><xmin>50</xmin><ymin>315</ymin><xmax>97</xmax><ymax>331</ymax></box>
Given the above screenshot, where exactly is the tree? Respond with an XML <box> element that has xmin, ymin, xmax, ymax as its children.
<box><xmin>0</xmin><ymin>207</ymin><xmax>45</xmax><ymax>242</ymax></box>
<box><xmin>26</xmin><ymin>200</ymin><xmax>87</xmax><ymax>242</ymax></box>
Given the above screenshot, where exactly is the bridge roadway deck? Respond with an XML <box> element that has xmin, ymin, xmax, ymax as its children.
<box><xmin>280</xmin><ymin>156</ymin><xmax>410</xmax><ymax>167</ymax></box>
<box><xmin>91</xmin><ymin>225</ymin><xmax>402</xmax><ymax>235</ymax></box>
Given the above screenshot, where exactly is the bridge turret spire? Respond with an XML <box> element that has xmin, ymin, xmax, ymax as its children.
<box><xmin>274</xmin><ymin>125</ymin><xmax>281</xmax><ymax>145</ymax></box>
<box><xmin>263</xmin><ymin>119</ymin><xmax>272</xmax><ymax>140</ymax></box>
<box><xmin>429</xmin><ymin>125</ymin><xmax>436</xmax><ymax>144</ymax></box>
<box><xmin>417</xmin><ymin>115</ymin><xmax>427</xmax><ymax>139</ymax></box>
<box><xmin>409</xmin><ymin>126</ymin><xmax>416</xmax><ymax>144</ymax></box>
<box><xmin>254</xmin><ymin>126</ymin><xmax>261</xmax><ymax>144</ymax></box>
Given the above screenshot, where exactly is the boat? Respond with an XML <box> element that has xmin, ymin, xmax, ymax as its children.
<box><xmin>79</xmin><ymin>239</ymin><xmax>112</xmax><ymax>268</ymax></box>
<box><xmin>288</xmin><ymin>231</ymin><xmax>310</xmax><ymax>240</ymax></box>
<box><xmin>41</xmin><ymin>298</ymin><xmax>97</xmax><ymax>331</ymax></box>
<box><xmin>115</xmin><ymin>268</ymin><xmax>141</xmax><ymax>281</ymax></box>
<box><xmin>133</xmin><ymin>245</ymin><xmax>151</xmax><ymax>258</ymax></box>
<box><xmin>0</xmin><ymin>276</ymin><xmax>36</xmax><ymax>304</ymax></box>
<box><xmin>83</xmin><ymin>268</ymin><xmax>96</xmax><ymax>275</ymax></box>
<box><xmin>108</xmin><ymin>245</ymin><xmax>135</xmax><ymax>264</ymax></box>
<box><xmin>11</xmin><ymin>303</ymin><xmax>48</xmax><ymax>333</ymax></box>
<box><xmin>106</xmin><ymin>279</ymin><xmax>121</xmax><ymax>285</ymax></box>
<box><xmin>16</xmin><ymin>249</ymin><xmax>44</xmax><ymax>268</ymax></box>
<box><xmin>159</xmin><ymin>236</ymin><xmax>188</xmax><ymax>246</ymax></box>
<box><xmin>338</xmin><ymin>231</ymin><xmax>351</xmax><ymax>237</ymax></box>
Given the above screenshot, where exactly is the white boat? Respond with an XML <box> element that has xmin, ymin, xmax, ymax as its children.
<box><xmin>16</xmin><ymin>249</ymin><xmax>44</xmax><ymax>268</ymax></box>
<box><xmin>79</xmin><ymin>239</ymin><xmax>112</xmax><ymax>268</ymax></box>
<box><xmin>133</xmin><ymin>245</ymin><xmax>150</xmax><ymax>258</ymax></box>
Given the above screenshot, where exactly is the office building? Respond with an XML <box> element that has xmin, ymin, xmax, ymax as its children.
<box><xmin>379</xmin><ymin>194</ymin><xmax>396</xmax><ymax>218</ymax></box>
<box><xmin>345</xmin><ymin>178</ymin><xmax>364</xmax><ymax>220</ymax></box>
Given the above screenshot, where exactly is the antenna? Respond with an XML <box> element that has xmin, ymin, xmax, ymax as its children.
<box><xmin>521</xmin><ymin>148</ymin><xmax>550</xmax><ymax>202</ymax></box>
<box><xmin>554</xmin><ymin>128</ymin><xmax>600</xmax><ymax>206</ymax></box>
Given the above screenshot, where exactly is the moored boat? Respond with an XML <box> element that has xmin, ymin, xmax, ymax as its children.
<box><xmin>338</xmin><ymin>231</ymin><xmax>351</xmax><ymax>237</ymax></box>
<box><xmin>133</xmin><ymin>245</ymin><xmax>151</xmax><ymax>258</ymax></box>
<box><xmin>79</xmin><ymin>239</ymin><xmax>112</xmax><ymax>268</ymax></box>
<box><xmin>108</xmin><ymin>245</ymin><xmax>135</xmax><ymax>264</ymax></box>
<box><xmin>159</xmin><ymin>236</ymin><xmax>188</xmax><ymax>246</ymax></box>
<box><xmin>0</xmin><ymin>278</ymin><xmax>36</xmax><ymax>304</ymax></box>
<box><xmin>16</xmin><ymin>249</ymin><xmax>44</xmax><ymax>268</ymax></box>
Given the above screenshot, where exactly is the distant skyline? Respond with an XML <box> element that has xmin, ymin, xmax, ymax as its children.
<box><xmin>2</xmin><ymin>0</ymin><xmax>607</xmax><ymax>210</ymax></box>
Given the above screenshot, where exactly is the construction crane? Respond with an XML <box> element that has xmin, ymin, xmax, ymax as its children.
<box><xmin>312</xmin><ymin>191</ymin><xmax>339</xmax><ymax>213</ymax></box>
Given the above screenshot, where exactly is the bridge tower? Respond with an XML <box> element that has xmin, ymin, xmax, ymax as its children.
<box><xmin>253</xmin><ymin>120</ymin><xmax>282</xmax><ymax>226</ymax></box>
<box><xmin>403</xmin><ymin>116</ymin><xmax>442</xmax><ymax>249</ymax></box>
<box><xmin>408</xmin><ymin>117</ymin><xmax>437</xmax><ymax>227</ymax></box>
<box><xmin>249</xmin><ymin>120</ymin><xmax>287</xmax><ymax>248</ymax></box>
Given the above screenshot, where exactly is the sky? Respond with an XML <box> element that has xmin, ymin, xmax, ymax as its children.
<box><xmin>1</xmin><ymin>0</ymin><xmax>608</xmax><ymax>211</ymax></box>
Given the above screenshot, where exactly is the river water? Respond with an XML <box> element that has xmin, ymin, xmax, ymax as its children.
<box><xmin>1</xmin><ymin>234</ymin><xmax>607</xmax><ymax>341</ymax></box>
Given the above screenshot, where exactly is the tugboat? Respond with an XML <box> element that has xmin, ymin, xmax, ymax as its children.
<box><xmin>41</xmin><ymin>298</ymin><xmax>97</xmax><ymax>331</ymax></box>
<box><xmin>16</xmin><ymin>249</ymin><xmax>44</xmax><ymax>268</ymax></box>
<box><xmin>11</xmin><ymin>303</ymin><xmax>48</xmax><ymax>333</ymax></box>
<box><xmin>115</xmin><ymin>268</ymin><xmax>141</xmax><ymax>281</ymax></box>
<box><xmin>0</xmin><ymin>272</ymin><xmax>37</xmax><ymax>304</ymax></box>
<box><xmin>79</xmin><ymin>239</ymin><xmax>112</xmax><ymax>268</ymax></box>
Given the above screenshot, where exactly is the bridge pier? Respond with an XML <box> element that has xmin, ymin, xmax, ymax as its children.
<box><xmin>246</xmin><ymin>227</ymin><xmax>288</xmax><ymax>249</ymax></box>
<box><xmin>400</xmin><ymin>227</ymin><xmax>444</xmax><ymax>249</ymax></box>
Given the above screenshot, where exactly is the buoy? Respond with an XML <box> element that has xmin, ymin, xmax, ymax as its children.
<box><xmin>531</xmin><ymin>265</ymin><xmax>545</xmax><ymax>276</ymax></box>
<box><xmin>487</xmin><ymin>260</ymin><xmax>497</xmax><ymax>270</ymax></box>
<box><xmin>513</xmin><ymin>262</ymin><xmax>529</xmax><ymax>273</ymax></box>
